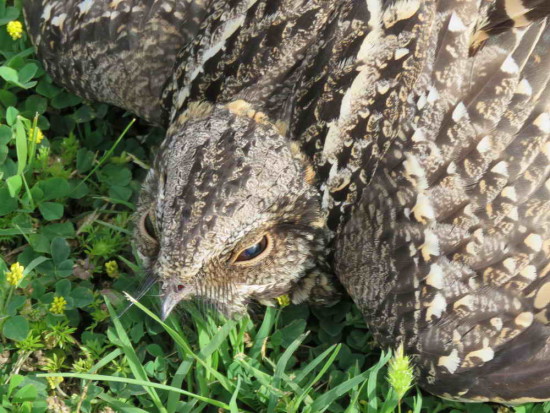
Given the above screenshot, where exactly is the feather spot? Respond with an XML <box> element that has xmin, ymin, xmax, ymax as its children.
<box><xmin>464</xmin><ymin>347</ymin><xmax>494</xmax><ymax>365</ymax></box>
<box><xmin>41</xmin><ymin>4</ymin><xmax>53</xmax><ymax>21</ymax></box>
<box><xmin>490</xmin><ymin>317</ymin><xmax>503</xmax><ymax>331</ymax></box>
<box><xmin>503</xmin><ymin>258</ymin><xmax>516</xmax><ymax>273</ymax></box>
<box><xmin>534</xmin><ymin>283</ymin><xmax>550</xmax><ymax>309</ymax></box>
<box><xmin>517</xmin><ymin>79</ymin><xmax>533</xmax><ymax>96</ymax></box>
<box><xmin>438</xmin><ymin>349</ymin><xmax>461</xmax><ymax>374</ymax></box>
<box><xmin>77</xmin><ymin>0</ymin><xmax>94</xmax><ymax>14</ymax></box>
<box><xmin>421</xmin><ymin>230</ymin><xmax>440</xmax><ymax>261</ymax></box>
<box><xmin>412</xmin><ymin>128</ymin><xmax>426</xmax><ymax>142</ymax></box>
<box><xmin>501</xmin><ymin>186</ymin><xmax>517</xmax><ymax>202</ymax></box>
<box><xmin>376</xmin><ymin>81</ymin><xmax>391</xmax><ymax>95</ymax></box>
<box><xmin>404</xmin><ymin>154</ymin><xmax>428</xmax><ymax>190</ymax></box>
<box><xmin>51</xmin><ymin>13</ymin><xmax>67</xmax><ymax>29</ymax></box>
<box><xmin>417</xmin><ymin>94</ymin><xmax>427</xmax><ymax>110</ymax></box>
<box><xmin>504</xmin><ymin>0</ymin><xmax>530</xmax><ymax>22</ymax></box>
<box><xmin>426</xmin><ymin>293</ymin><xmax>447</xmax><ymax>320</ymax></box>
<box><xmin>507</xmin><ymin>206</ymin><xmax>519</xmax><ymax>221</ymax></box>
<box><xmin>524</xmin><ymin>234</ymin><xmax>543</xmax><ymax>252</ymax></box>
<box><xmin>427</xmin><ymin>86</ymin><xmax>439</xmax><ymax>104</ymax></box>
<box><xmin>476</xmin><ymin>136</ymin><xmax>492</xmax><ymax>153</ymax></box>
<box><xmin>520</xmin><ymin>265</ymin><xmax>537</xmax><ymax>280</ymax></box>
<box><xmin>448</xmin><ymin>13</ymin><xmax>467</xmax><ymax>32</ymax></box>
<box><xmin>452</xmin><ymin>102</ymin><xmax>468</xmax><ymax>122</ymax></box>
<box><xmin>514</xmin><ymin>312</ymin><xmax>534</xmax><ymax>328</ymax></box>
<box><xmin>454</xmin><ymin>294</ymin><xmax>474</xmax><ymax>310</ymax></box>
<box><xmin>382</xmin><ymin>0</ymin><xmax>421</xmax><ymax>28</ymax></box>
<box><xmin>395</xmin><ymin>48</ymin><xmax>410</xmax><ymax>60</ymax></box>
<box><xmin>412</xmin><ymin>193</ymin><xmax>436</xmax><ymax>224</ymax></box>
<box><xmin>491</xmin><ymin>161</ymin><xmax>509</xmax><ymax>176</ymax></box>
<box><xmin>426</xmin><ymin>263</ymin><xmax>444</xmax><ymax>289</ymax></box>
<box><xmin>446</xmin><ymin>162</ymin><xmax>457</xmax><ymax>174</ymax></box>
<box><xmin>501</xmin><ymin>56</ymin><xmax>519</xmax><ymax>74</ymax></box>
<box><xmin>534</xmin><ymin>113</ymin><xmax>550</xmax><ymax>134</ymax></box>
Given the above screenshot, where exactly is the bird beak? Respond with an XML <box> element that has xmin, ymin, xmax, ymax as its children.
<box><xmin>160</xmin><ymin>292</ymin><xmax>178</xmax><ymax>321</ymax></box>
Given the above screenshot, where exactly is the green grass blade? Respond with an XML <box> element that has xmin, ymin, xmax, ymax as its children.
<box><xmin>167</xmin><ymin>358</ymin><xmax>194</xmax><ymax>412</ymax></box>
<box><xmin>197</xmin><ymin>319</ymin><xmax>237</xmax><ymax>359</ymax></box>
<box><xmin>413</xmin><ymin>393</ymin><xmax>423</xmax><ymax>413</ymax></box>
<box><xmin>380</xmin><ymin>389</ymin><xmax>399</xmax><ymax>413</ymax></box>
<box><xmin>290</xmin><ymin>343</ymin><xmax>342</xmax><ymax>413</ymax></box>
<box><xmin>249</xmin><ymin>306</ymin><xmax>277</xmax><ymax>360</ymax></box>
<box><xmin>236</xmin><ymin>358</ymin><xmax>285</xmax><ymax>397</ymax></box>
<box><xmin>345</xmin><ymin>365</ymin><xmax>370</xmax><ymax>413</ymax></box>
<box><xmin>22</xmin><ymin>256</ymin><xmax>48</xmax><ymax>275</ymax></box>
<box><xmin>89</xmin><ymin>349</ymin><xmax>123</xmax><ymax>373</ymax></box>
<box><xmin>38</xmin><ymin>373</ymin><xmax>231</xmax><ymax>410</ymax></box>
<box><xmin>97</xmin><ymin>393</ymin><xmax>150</xmax><ymax>413</ymax></box>
<box><xmin>267</xmin><ymin>332</ymin><xmax>309</xmax><ymax>413</ymax></box>
<box><xmin>105</xmin><ymin>298</ymin><xmax>166</xmax><ymax>413</ymax></box>
<box><xmin>123</xmin><ymin>293</ymin><xmax>235</xmax><ymax>392</ymax></box>
<box><xmin>229</xmin><ymin>376</ymin><xmax>242</xmax><ymax>413</ymax></box>
<box><xmin>309</xmin><ymin>371</ymin><xmax>371</xmax><ymax>413</ymax></box>
<box><xmin>295</xmin><ymin>343</ymin><xmax>340</xmax><ymax>384</ymax></box>
<box><xmin>367</xmin><ymin>351</ymin><xmax>392</xmax><ymax>413</ymax></box>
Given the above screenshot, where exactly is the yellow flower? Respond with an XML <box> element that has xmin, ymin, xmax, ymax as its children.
<box><xmin>276</xmin><ymin>294</ymin><xmax>290</xmax><ymax>307</ymax></box>
<box><xmin>28</xmin><ymin>127</ymin><xmax>44</xmax><ymax>144</ymax></box>
<box><xmin>105</xmin><ymin>260</ymin><xmax>119</xmax><ymax>278</ymax></box>
<box><xmin>6</xmin><ymin>21</ymin><xmax>23</xmax><ymax>40</ymax></box>
<box><xmin>5</xmin><ymin>262</ymin><xmax>24</xmax><ymax>286</ymax></box>
<box><xmin>46</xmin><ymin>376</ymin><xmax>64</xmax><ymax>389</ymax></box>
<box><xmin>50</xmin><ymin>296</ymin><xmax>67</xmax><ymax>315</ymax></box>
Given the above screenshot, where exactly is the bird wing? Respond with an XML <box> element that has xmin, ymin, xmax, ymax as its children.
<box><xmin>334</xmin><ymin>0</ymin><xmax>550</xmax><ymax>402</ymax></box>
<box><xmin>23</xmin><ymin>0</ymin><xmax>208</xmax><ymax>126</ymax></box>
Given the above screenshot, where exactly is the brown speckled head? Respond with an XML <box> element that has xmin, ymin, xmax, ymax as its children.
<box><xmin>135</xmin><ymin>103</ymin><xmax>337</xmax><ymax>317</ymax></box>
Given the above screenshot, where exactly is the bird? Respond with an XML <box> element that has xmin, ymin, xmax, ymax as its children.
<box><xmin>24</xmin><ymin>0</ymin><xmax>550</xmax><ymax>404</ymax></box>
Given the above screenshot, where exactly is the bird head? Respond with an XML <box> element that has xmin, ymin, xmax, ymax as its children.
<box><xmin>134</xmin><ymin>101</ymin><xmax>338</xmax><ymax>318</ymax></box>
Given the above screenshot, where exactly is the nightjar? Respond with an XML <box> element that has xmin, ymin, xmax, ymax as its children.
<box><xmin>24</xmin><ymin>0</ymin><xmax>550</xmax><ymax>403</ymax></box>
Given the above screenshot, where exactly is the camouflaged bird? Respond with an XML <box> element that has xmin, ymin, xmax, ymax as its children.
<box><xmin>24</xmin><ymin>0</ymin><xmax>550</xmax><ymax>404</ymax></box>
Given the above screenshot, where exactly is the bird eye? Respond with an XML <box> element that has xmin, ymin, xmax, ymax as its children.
<box><xmin>232</xmin><ymin>235</ymin><xmax>271</xmax><ymax>265</ymax></box>
<box><xmin>139</xmin><ymin>209</ymin><xmax>158</xmax><ymax>245</ymax></box>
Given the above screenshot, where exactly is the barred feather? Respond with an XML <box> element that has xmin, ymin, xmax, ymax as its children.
<box><xmin>23</xmin><ymin>0</ymin><xmax>207</xmax><ymax>125</ymax></box>
<box><xmin>335</xmin><ymin>0</ymin><xmax>550</xmax><ymax>402</ymax></box>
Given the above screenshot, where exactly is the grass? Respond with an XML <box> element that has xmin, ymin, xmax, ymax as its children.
<box><xmin>0</xmin><ymin>1</ymin><xmax>549</xmax><ymax>412</ymax></box>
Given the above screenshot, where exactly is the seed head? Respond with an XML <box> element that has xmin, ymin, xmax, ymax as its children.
<box><xmin>387</xmin><ymin>343</ymin><xmax>414</xmax><ymax>400</ymax></box>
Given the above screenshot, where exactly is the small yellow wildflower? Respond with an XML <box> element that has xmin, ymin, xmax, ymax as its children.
<box><xmin>50</xmin><ymin>296</ymin><xmax>67</xmax><ymax>315</ymax></box>
<box><xmin>276</xmin><ymin>294</ymin><xmax>290</xmax><ymax>307</ymax></box>
<box><xmin>6</xmin><ymin>21</ymin><xmax>23</xmax><ymax>40</ymax></box>
<box><xmin>5</xmin><ymin>262</ymin><xmax>24</xmax><ymax>286</ymax></box>
<box><xmin>105</xmin><ymin>260</ymin><xmax>120</xmax><ymax>278</ymax></box>
<box><xmin>28</xmin><ymin>127</ymin><xmax>44</xmax><ymax>144</ymax></box>
<box><xmin>46</xmin><ymin>376</ymin><xmax>64</xmax><ymax>389</ymax></box>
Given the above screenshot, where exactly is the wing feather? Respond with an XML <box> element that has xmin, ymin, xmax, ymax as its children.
<box><xmin>23</xmin><ymin>0</ymin><xmax>206</xmax><ymax>125</ymax></box>
<box><xmin>335</xmin><ymin>0</ymin><xmax>550</xmax><ymax>402</ymax></box>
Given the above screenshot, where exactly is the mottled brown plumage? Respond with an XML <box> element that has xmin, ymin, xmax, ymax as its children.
<box><xmin>24</xmin><ymin>0</ymin><xmax>208</xmax><ymax>125</ymax></box>
<box><xmin>25</xmin><ymin>0</ymin><xmax>550</xmax><ymax>403</ymax></box>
